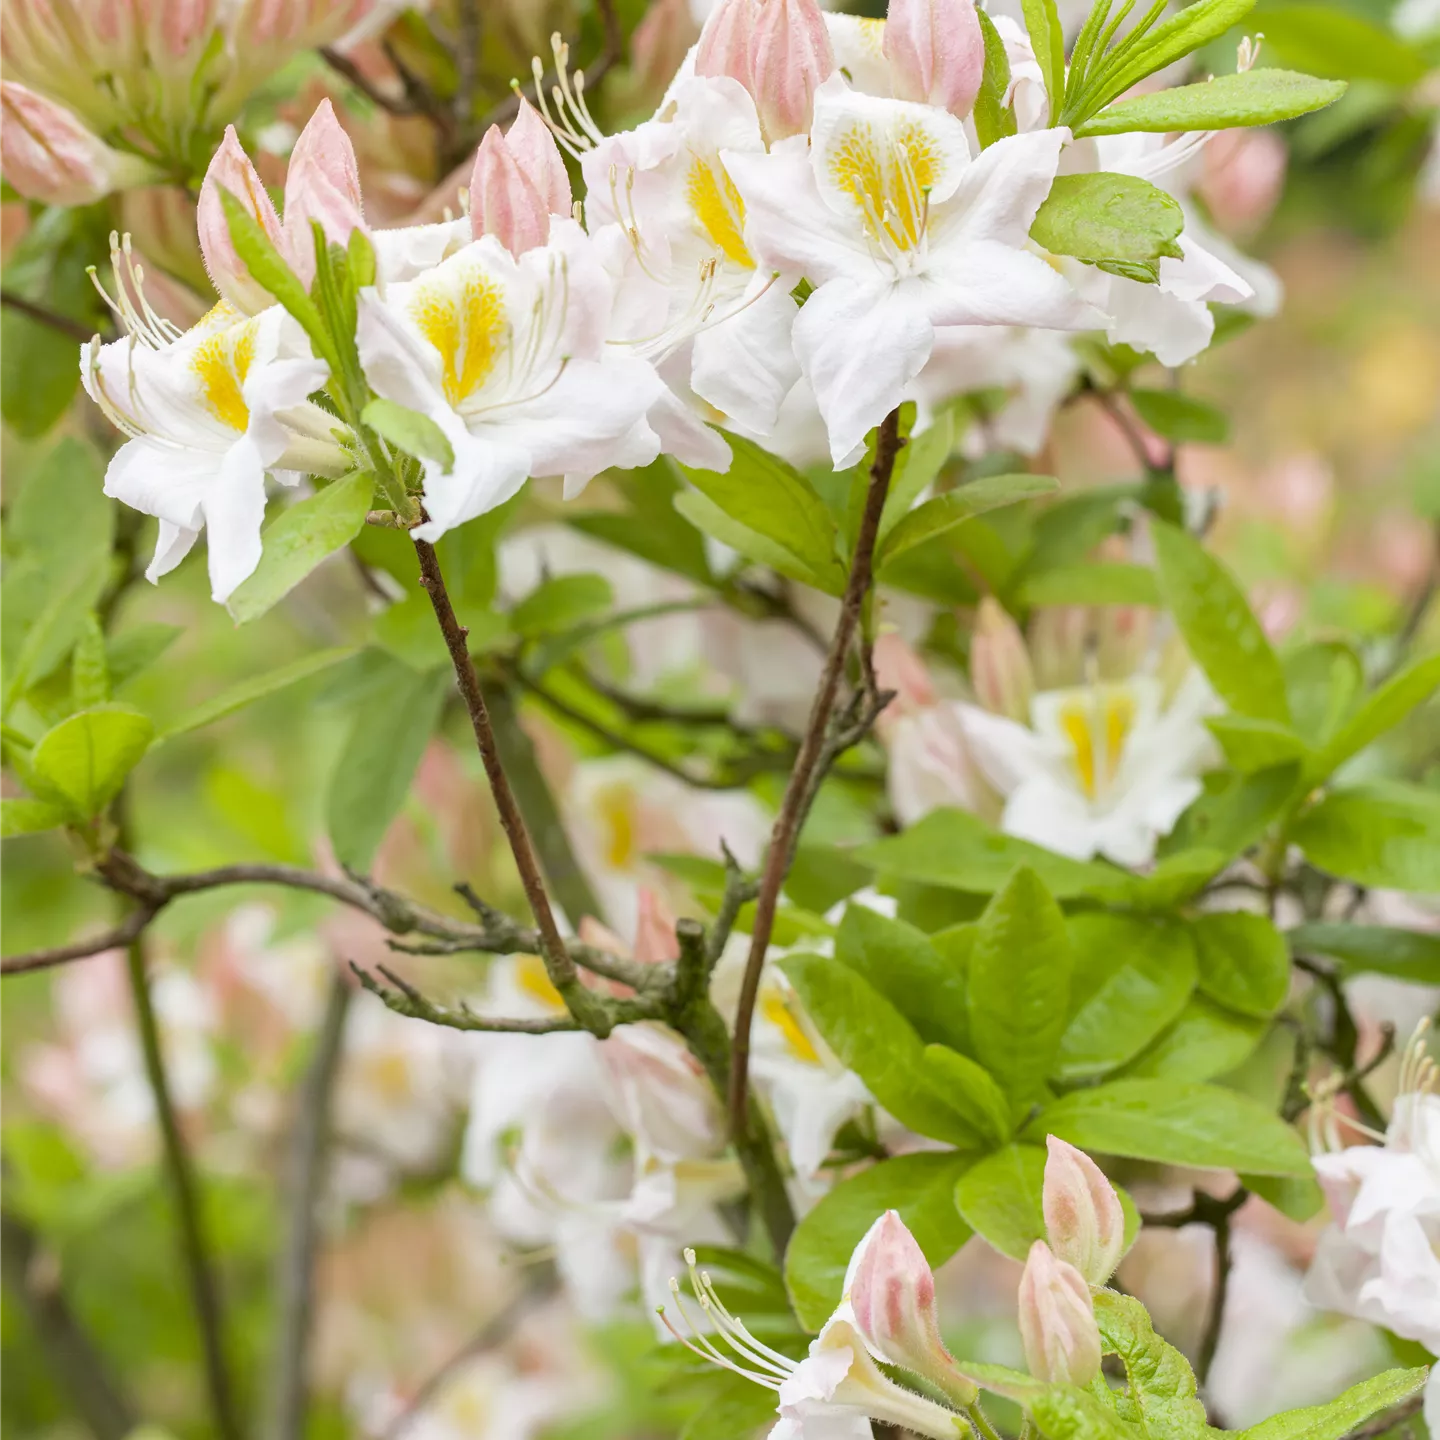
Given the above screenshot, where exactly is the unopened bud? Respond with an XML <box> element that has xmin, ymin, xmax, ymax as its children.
<box><xmin>1043</xmin><ymin>1137</ymin><xmax>1125</xmax><ymax>1286</ymax></box>
<box><xmin>971</xmin><ymin>598</ymin><xmax>1033</xmax><ymax>722</ymax></box>
<box><xmin>470</xmin><ymin>124</ymin><xmax>551</xmax><ymax>255</ymax></box>
<box><xmin>883</xmin><ymin>0</ymin><xmax>985</xmax><ymax>117</ymax></box>
<box><xmin>632</xmin><ymin>0</ymin><xmax>702</xmax><ymax>102</ymax></box>
<box><xmin>696</xmin><ymin>0</ymin><xmax>760</xmax><ymax>91</ymax></box>
<box><xmin>0</xmin><ymin>82</ymin><xmax>153</xmax><ymax>206</ymax></box>
<box><xmin>873</xmin><ymin>632</ymin><xmax>938</xmax><ymax>722</ymax></box>
<box><xmin>283</xmin><ymin>99</ymin><xmax>368</xmax><ymax>283</ymax></box>
<box><xmin>847</xmin><ymin>1210</ymin><xmax>978</xmax><ymax>1406</ymax></box>
<box><xmin>1017</xmin><ymin>1241</ymin><xmax>1102</xmax><ymax>1386</ymax></box>
<box><xmin>749</xmin><ymin>0</ymin><xmax>835</xmax><ymax>140</ymax></box>
<box><xmin>505</xmin><ymin>98</ymin><xmax>573</xmax><ymax>217</ymax></box>
<box><xmin>197</xmin><ymin>125</ymin><xmax>286</xmax><ymax>313</ymax></box>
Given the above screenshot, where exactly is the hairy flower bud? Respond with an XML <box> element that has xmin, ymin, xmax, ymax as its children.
<box><xmin>0</xmin><ymin>82</ymin><xmax>152</xmax><ymax>206</ymax></box>
<box><xmin>971</xmin><ymin>597</ymin><xmax>1034</xmax><ymax>722</ymax></box>
<box><xmin>197</xmin><ymin>125</ymin><xmax>285</xmax><ymax>314</ymax></box>
<box><xmin>506</xmin><ymin>98</ymin><xmax>573</xmax><ymax>217</ymax></box>
<box><xmin>883</xmin><ymin>0</ymin><xmax>985</xmax><ymax>117</ymax></box>
<box><xmin>749</xmin><ymin>0</ymin><xmax>836</xmax><ymax>140</ymax></box>
<box><xmin>696</xmin><ymin>0</ymin><xmax>760</xmax><ymax>91</ymax></box>
<box><xmin>283</xmin><ymin>99</ymin><xmax>368</xmax><ymax>283</ymax></box>
<box><xmin>1018</xmin><ymin>1241</ymin><xmax>1102</xmax><ymax>1386</ymax></box>
<box><xmin>1043</xmin><ymin>1137</ymin><xmax>1126</xmax><ymax>1285</ymax></box>
<box><xmin>470</xmin><ymin>100</ymin><xmax>571</xmax><ymax>255</ymax></box>
<box><xmin>847</xmin><ymin>1210</ymin><xmax>979</xmax><ymax>1405</ymax></box>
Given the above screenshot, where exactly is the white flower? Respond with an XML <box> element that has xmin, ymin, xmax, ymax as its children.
<box><xmin>82</xmin><ymin>243</ymin><xmax>335</xmax><ymax>602</ymax></box>
<box><xmin>957</xmin><ymin>668</ymin><xmax>1219</xmax><ymax>865</ymax></box>
<box><xmin>356</xmin><ymin>222</ymin><xmax>665</xmax><ymax>541</ymax></box>
<box><xmin>1305</xmin><ymin>1022</ymin><xmax>1440</xmax><ymax>1408</ymax></box>
<box><xmin>582</xmin><ymin>75</ymin><xmax>801</xmax><ymax>440</ymax></box>
<box><xmin>725</xmin><ymin>73</ymin><xmax>1097</xmax><ymax>465</ymax></box>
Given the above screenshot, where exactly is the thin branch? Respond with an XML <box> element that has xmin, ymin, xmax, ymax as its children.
<box><xmin>728</xmin><ymin>408</ymin><xmax>905</xmax><ymax>1142</ymax></box>
<box><xmin>0</xmin><ymin>291</ymin><xmax>100</xmax><ymax>344</ymax></box>
<box><xmin>265</xmin><ymin>971</ymin><xmax>351</xmax><ymax>1440</ymax></box>
<box><xmin>319</xmin><ymin>46</ymin><xmax>417</xmax><ymax>114</ymax></box>
<box><xmin>1</xmin><ymin>1207</ymin><xmax>136</xmax><ymax>1440</ymax></box>
<box><xmin>352</xmin><ymin>962</ymin><xmax>587</xmax><ymax>1033</ymax></box>
<box><xmin>706</xmin><ymin>843</ymin><xmax>758</xmax><ymax>970</ymax></box>
<box><xmin>124</xmin><ymin>935</ymin><xmax>242</xmax><ymax>1440</ymax></box>
<box><xmin>1</xmin><ymin>905</ymin><xmax>158</xmax><ymax>976</ymax></box>
<box><xmin>1198</xmin><ymin>1200</ymin><xmax>1234</xmax><ymax>1389</ymax></box>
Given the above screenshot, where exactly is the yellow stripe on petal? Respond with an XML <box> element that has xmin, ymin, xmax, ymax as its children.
<box><xmin>411</xmin><ymin>272</ymin><xmax>506</xmax><ymax>408</ymax></box>
<box><xmin>190</xmin><ymin>313</ymin><xmax>258</xmax><ymax>432</ymax></box>
<box><xmin>686</xmin><ymin>155</ymin><xmax>753</xmax><ymax>268</ymax></box>
<box><xmin>516</xmin><ymin>953</ymin><xmax>566</xmax><ymax>1012</ymax></box>
<box><xmin>1058</xmin><ymin>699</ymin><xmax>1097</xmax><ymax>799</ymax></box>
<box><xmin>762</xmin><ymin>987</ymin><xmax>820</xmax><ymax>1065</ymax></box>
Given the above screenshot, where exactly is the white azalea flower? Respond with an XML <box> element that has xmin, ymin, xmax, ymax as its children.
<box><xmin>582</xmin><ymin>74</ymin><xmax>801</xmax><ymax>440</ymax></box>
<box><xmin>355</xmin><ymin>221</ymin><xmax>665</xmax><ymax>541</ymax></box>
<box><xmin>725</xmin><ymin>73</ymin><xmax>1097</xmax><ymax>465</ymax></box>
<box><xmin>957</xmin><ymin>668</ymin><xmax>1219</xmax><ymax>865</ymax></box>
<box><xmin>82</xmin><ymin>243</ymin><xmax>336</xmax><ymax>602</ymax></box>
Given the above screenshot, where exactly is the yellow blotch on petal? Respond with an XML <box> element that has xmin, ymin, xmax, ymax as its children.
<box><xmin>516</xmin><ymin>953</ymin><xmax>566</xmax><ymax>1012</ymax></box>
<box><xmin>191</xmin><ymin>311</ymin><xmax>258</xmax><ymax>432</ymax></box>
<box><xmin>412</xmin><ymin>271</ymin><xmax>507</xmax><ymax>408</ymax></box>
<box><xmin>762</xmin><ymin>987</ymin><xmax>820</xmax><ymax>1065</ymax></box>
<box><xmin>828</xmin><ymin>119</ymin><xmax>938</xmax><ymax>252</ymax></box>
<box><xmin>594</xmin><ymin>781</ymin><xmax>638</xmax><ymax>871</ymax></box>
<box><xmin>686</xmin><ymin>155</ymin><xmax>753</xmax><ymax>269</ymax></box>
<box><xmin>1058</xmin><ymin>686</ymin><xmax>1136</xmax><ymax>800</ymax></box>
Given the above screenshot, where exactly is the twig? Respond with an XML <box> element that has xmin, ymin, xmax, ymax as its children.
<box><xmin>1</xmin><ymin>905</ymin><xmax>158</xmax><ymax>975</ymax></box>
<box><xmin>1</xmin><ymin>1207</ymin><xmax>136</xmax><ymax>1440</ymax></box>
<box><xmin>1197</xmin><ymin>1199</ymin><xmax>1234</xmax><ymax>1388</ymax></box>
<box><xmin>728</xmin><ymin>408</ymin><xmax>905</xmax><ymax>1139</ymax></box>
<box><xmin>413</xmin><ymin>537</ymin><xmax>612</xmax><ymax>1033</ymax></box>
<box><xmin>352</xmin><ymin>963</ymin><xmax>590</xmax><ymax>1033</ymax></box>
<box><xmin>124</xmin><ymin>935</ymin><xmax>241</xmax><ymax>1440</ymax></box>
<box><xmin>265</xmin><ymin>971</ymin><xmax>351</xmax><ymax>1440</ymax></box>
<box><xmin>319</xmin><ymin>46</ymin><xmax>417</xmax><ymax>115</ymax></box>
<box><xmin>0</xmin><ymin>291</ymin><xmax>100</xmax><ymax>344</ymax></box>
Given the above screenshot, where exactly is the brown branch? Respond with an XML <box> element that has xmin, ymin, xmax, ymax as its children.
<box><xmin>319</xmin><ymin>45</ymin><xmax>418</xmax><ymax>116</ymax></box>
<box><xmin>1</xmin><ymin>905</ymin><xmax>159</xmax><ymax>976</ymax></box>
<box><xmin>352</xmin><ymin>963</ymin><xmax>590</xmax><ymax>1033</ymax></box>
<box><xmin>0</xmin><ymin>291</ymin><xmax>99</xmax><ymax>344</ymax></box>
<box><xmin>413</xmin><ymin>537</ymin><xmax>613</xmax><ymax>1031</ymax></box>
<box><xmin>728</xmin><ymin>408</ymin><xmax>905</xmax><ymax>1140</ymax></box>
<box><xmin>265</xmin><ymin>970</ymin><xmax>351</xmax><ymax>1440</ymax></box>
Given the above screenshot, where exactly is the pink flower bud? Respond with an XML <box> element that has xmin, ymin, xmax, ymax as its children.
<box><xmin>197</xmin><ymin>125</ymin><xmax>285</xmax><ymax>313</ymax></box>
<box><xmin>749</xmin><ymin>0</ymin><xmax>836</xmax><ymax>140</ymax></box>
<box><xmin>847</xmin><ymin>1211</ymin><xmax>979</xmax><ymax>1405</ymax></box>
<box><xmin>633</xmin><ymin>0</ymin><xmax>702</xmax><ymax>103</ymax></box>
<box><xmin>506</xmin><ymin>97</ymin><xmax>572</xmax><ymax>218</ymax></box>
<box><xmin>0</xmin><ymin>82</ymin><xmax>151</xmax><ymax>207</ymax></box>
<box><xmin>874</xmin><ymin>632</ymin><xmax>938</xmax><ymax>722</ymax></box>
<box><xmin>470</xmin><ymin>125</ymin><xmax>550</xmax><ymax>255</ymax></box>
<box><xmin>970</xmin><ymin>598</ymin><xmax>1034</xmax><ymax>723</ymax></box>
<box><xmin>1017</xmin><ymin>1241</ymin><xmax>1102</xmax><ymax>1386</ymax></box>
<box><xmin>1199</xmin><ymin>128</ymin><xmax>1286</xmax><ymax>239</ymax></box>
<box><xmin>883</xmin><ymin>0</ymin><xmax>984</xmax><ymax>117</ymax></box>
<box><xmin>1043</xmin><ymin>1137</ymin><xmax>1126</xmax><ymax>1285</ymax></box>
<box><xmin>283</xmin><ymin>99</ymin><xmax>368</xmax><ymax>283</ymax></box>
<box><xmin>696</xmin><ymin>0</ymin><xmax>760</xmax><ymax>91</ymax></box>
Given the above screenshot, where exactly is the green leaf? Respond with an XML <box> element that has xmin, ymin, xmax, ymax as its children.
<box><xmin>8</xmin><ymin>437</ymin><xmax>114</xmax><ymax>561</ymax></box>
<box><xmin>968</xmin><ymin>868</ymin><xmax>1072</xmax><ymax>1108</ymax></box>
<box><xmin>1076</xmin><ymin>69</ymin><xmax>1346</xmax><ymax>137</ymax></box>
<box><xmin>922</xmin><ymin>1044</ymin><xmax>1015</xmax><ymax>1145</ymax></box>
<box><xmin>1152</xmin><ymin>520</ymin><xmax>1290</xmax><ymax>724</ymax></box>
<box><xmin>877</xmin><ymin>409</ymin><xmax>956</xmax><ymax>542</ymax></box>
<box><xmin>1058</xmin><ymin>915</ymin><xmax>1197</xmax><ymax>1081</ymax></box>
<box><xmin>1207</xmin><ymin>715</ymin><xmax>1310</xmax><ymax>773</ymax></box>
<box><xmin>856</xmin><ymin>808</ymin><xmax>1137</xmax><ymax>902</ymax></box>
<box><xmin>158</xmin><ymin>648</ymin><xmax>358</xmax><ymax>740</ymax></box>
<box><xmin>1092</xmin><ymin>1290</ymin><xmax>1208</xmax><ymax>1440</ymax></box>
<box><xmin>70</xmin><ymin>613</ymin><xmax>110</xmax><ymax>709</ymax></box>
<box><xmin>973</xmin><ymin>8</ymin><xmax>1018</xmax><ymax>148</ymax></box>
<box><xmin>1022</xmin><ymin>0</ymin><xmax>1066</xmax><ymax>123</ymax></box>
<box><xmin>30</xmin><ymin>705</ymin><xmax>154</xmax><ymax>819</ymax></box>
<box><xmin>103</xmin><ymin>625</ymin><xmax>180</xmax><ymax>692</ymax></box>
<box><xmin>954</xmin><ymin>1143</ymin><xmax>1048</xmax><ymax>1261</ymax></box>
<box><xmin>1235</xmin><ymin>1369</ymin><xmax>1430</xmax><ymax>1440</ymax></box>
<box><xmin>673</xmin><ymin>489</ymin><xmax>840</xmax><ymax>593</ymax></box>
<box><xmin>1</xmin><ymin>797</ymin><xmax>69</xmax><ymax>837</ymax></box>
<box><xmin>1285</xmin><ymin>641</ymin><xmax>1363</xmax><ymax>749</ymax></box>
<box><xmin>1250</xmin><ymin>6</ymin><xmax>1429</xmax><ymax>85</ymax></box>
<box><xmin>1291</xmin><ymin>783</ymin><xmax>1440</xmax><ymax>892</ymax></box>
<box><xmin>879</xmin><ymin>474</ymin><xmax>1058</xmax><ymax>567</ymax></box>
<box><xmin>361</xmin><ymin>398</ymin><xmax>454</xmax><ymax>471</ymax></box>
<box><xmin>1193</xmin><ymin>912</ymin><xmax>1290</xmax><ymax>1018</ymax></box>
<box><xmin>1287</xmin><ymin>923</ymin><xmax>1440</xmax><ymax>985</ymax></box>
<box><xmin>1243</xmin><ymin>1171</ymin><xmax>1325</xmax><ymax>1222</ymax></box>
<box><xmin>834</xmin><ymin>905</ymin><xmax>970</xmax><ymax>1053</ymax></box>
<box><xmin>1120</xmin><ymin>996</ymin><xmax>1267</xmax><ymax>1082</ymax></box>
<box><xmin>1015</xmin><ymin>562</ymin><xmax>1160</xmax><ymax>608</ymax></box>
<box><xmin>1158</xmin><ymin>764</ymin><xmax>1301</xmax><ymax>863</ymax></box>
<box><xmin>783</xmin><ymin>1151</ymin><xmax>975</xmax><ymax>1331</ymax></box>
<box><xmin>219</xmin><ymin>187</ymin><xmax>336</xmax><ymax>371</ymax></box>
<box><xmin>680</xmin><ymin>436</ymin><xmax>844</xmax><ymax>589</ymax></box>
<box><xmin>226</xmin><ymin>472</ymin><xmax>375</xmax><ymax>624</ymax></box>
<box><xmin>779</xmin><ymin>953</ymin><xmax>982</xmax><ymax>1145</ymax></box>
<box><xmin>326</xmin><ymin>663</ymin><xmax>449</xmax><ymax>870</ymax></box>
<box><xmin>568</xmin><ymin>458</ymin><xmax>714</xmax><ymax>588</ymax></box>
<box><xmin>1030</xmin><ymin>1384</ymin><xmax>1145</xmax><ymax>1440</ymax></box>
<box><xmin>1029</xmin><ymin>1078</ymin><xmax>1311</xmax><ymax>1174</ymax></box>
<box><xmin>1030</xmin><ymin>174</ymin><xmax>1184</xmax><ymax>283</ymax></box>
<box><xmin>511</xmin><ymin>573</ymin><xmax>614</xmax><ymax>638</ymax></box>
<box><xmin>1314</xmin><ymin>651</ymin><xmax>1440</xmax><ymax>778</ymax></box>
<box><xmin>1130</xmin><ymin>389</ymin><xmax>1229</xmax><ymax>445</ymax></box>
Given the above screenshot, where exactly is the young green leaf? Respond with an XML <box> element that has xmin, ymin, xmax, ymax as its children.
<box><xmin>1152</xmin><ymin>520</ymin><xmax>1291</xmax><ymax>724</ymax></box>
<box><xmin>673</xmin><ymin>489</ymin><xmax>841</xmax><ymax>594</ymax></box>
<box><xmin>1092</xmin><ymin>1291</ymin><xmax>1208</xmax><ymax>1440</ymax></box>
<box><xmin>1235</xmin><ymin>1369</ymin><xmax>1430</xmax><ymax>1440</ymax></box>
<box><xmin>226</xmin><ymin>471</ymin><xmax>376</xmax><ymax>624</ymax></box>
<box><xmin>1193</xmin><ymin>912</ymin><xmax>1290</xmax><ymax>1018</ymax></box>
<box><xmin>1206</xmin><ymin>715</ymin><xmax>1310</xmax><ymax>773</ymax></box>
<box><xmin>361</xmin><ymin>398</ymin><xmax>455</xmax><ymax>472</ymax></box>
<box><xmin>1030</xmin><ymin>174</ymin><xmax>1184</xmax><ymax>283</ymax></box>
<box><xmin>1286</xmin><ymin>923</ymin><xmax>1440</xmax><ymax>985</ymax></box>
<box><xmin>30</xmin><ymin>704</ymin><xmax>155</xmax><ymax>820</ymax></box>
<box><xmin>1076</xmin><ymin>70</ymin><xmax>1346</xmax><ymax>137</ymax></box>
<box><xmin>1291</xmin><ymin>783</ymin><xmax>1440</xmax><ymax>892</ymax></box>
<box><xmin>1251</xmin><ymin>5</ymin><xmax>1428</xmax><ymax>85</ymax></box>
<box><xmin>879</xmin><ymin>474</ymin><xmax>1059</xmax><ymax>567</ymax></box>
<box><xmin>1312</xmin><ymin>650</ymin><xmax>1440</xmax><ymax>778</ymax></box>
<box><xmin>1129</xmin><ymin>389</ymin><xmax>1230</xmax><ymax>445</ymax></box>
<box><xmin>1120</xmin><ymin>996</ymin><xmax>1267</xmax><ymax>1083</ymax></box>
<box><xmin>954</xmin><ymin>1142</ymin><xmax>1049</xmax><ymax>1261</ymax></box>
<box><xmin>1028</xmin><ymin>1384</ymin><xmax>1146</xmax><ymax>1440</ymax></box>
<box><xmin>1014</xmin><ymin>562</ymin><xmax>1160</xmax><ymax>608</ymax></box>
<box><xmin>968</xmin><ymin>867</ymin><xmax>1072</xmax><ymax>1107</ymax></box>
<box><xmin>1022</xmin><ymin>0</ymin><xmax>1067</xmax><ymax>123</ymax></box>
<box><xmin>510</xmin><ymin>574</ymin><xmax>614</xmax><ymax>638</ymax></box>
<box><xmin>1157</xmin><ymin>763</ymin><xmax>1301</xmax><ymax>863</ymax></box>
<box><xmin>973</xmin><ymin>8</ymin><xmax>1019</xmax><ymax>148</ymax></box>
<box><xmin>157</xmin><ymin>648</ymin><xmax>359</xmax><ymax>740</ymax></box>
<box><xmin>783</xmin><ymin>1151</ymin><xmax>975</xmax><ymax>1331</ymax></box>
<box><xmin>1</xmin><ymin>797</ymin><xmax>70</xmax><ymax>837</ymax></box>
<box><xmin>69</xmin><ymin>612</ymin><xmax>110</xmax><ymax>709</ymax></box>
<box><xmin>921</xmin><ymin>1045</ymin><xmax>1014</xmax><ymax>1145</ymax></box>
